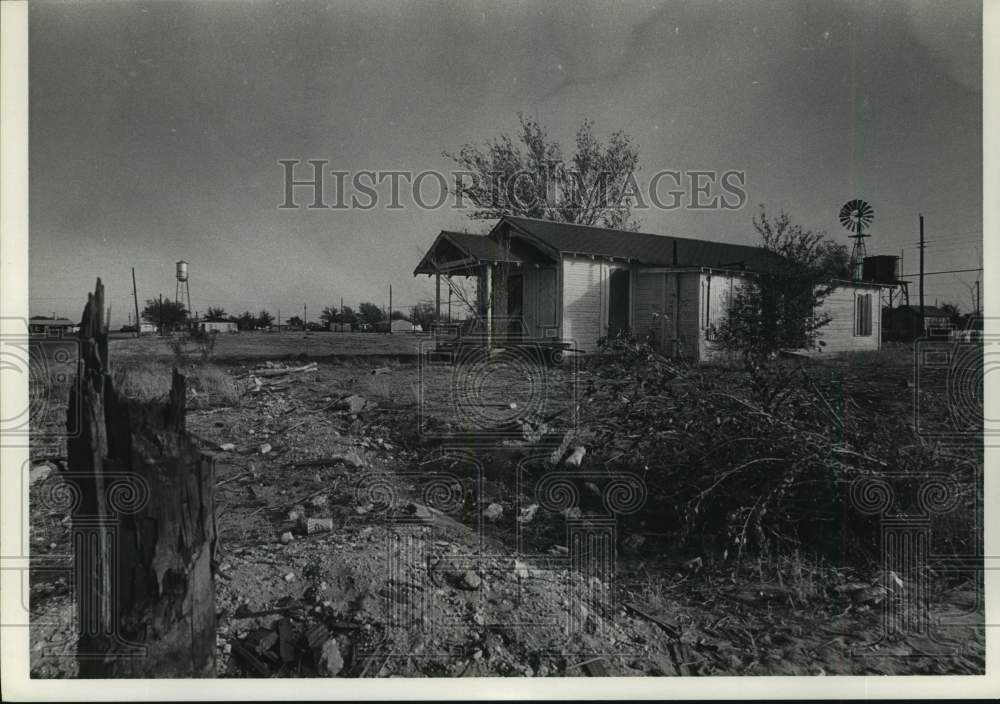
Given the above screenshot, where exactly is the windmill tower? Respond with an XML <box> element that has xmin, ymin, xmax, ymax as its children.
<box><xmin>839</xmin><ymin>199</ymin><xmax>874</xmax><ymax>281</ymax></box>
<box><xmin>175</xmin><ymin>260</ymin><xmax>192</xmax><ymax>315</ymax></box>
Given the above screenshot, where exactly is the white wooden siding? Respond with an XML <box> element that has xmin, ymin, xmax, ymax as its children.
<box><xmin>814</xmin><ymin>285</ymin><xmax>882</xmax><ymax>353</ymax></box>
<box><xmin>561</xmin><ymin>256</ymin><xmax>607</xmax><ymax>351</ymax></box>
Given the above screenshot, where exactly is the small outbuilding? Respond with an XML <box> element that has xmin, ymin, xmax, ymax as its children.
<box><xmin>29</xmin><ymin>318</ymin><xmax>76</xmax><ymax>338</ymax></box>
<box><xmin>197</xmin><ymin>320</ymin><xmax>239</xmax><ymax>334</ymax></box>
<box><xmin>390</xmin><ymin>319</ymin><xmax>422</xmax><ymax>333</ymax></box>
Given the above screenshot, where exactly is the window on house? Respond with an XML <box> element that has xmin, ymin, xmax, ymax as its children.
<box><xmin>855</xmin><ymin>293</ymin><xmax>872</xmax><ymax>336</ymax></box>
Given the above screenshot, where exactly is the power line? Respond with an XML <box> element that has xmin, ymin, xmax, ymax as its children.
<box><xmin>901</xmin><ymin>267</ymin><xmax>983</xmax><ymax>277</ymax></box>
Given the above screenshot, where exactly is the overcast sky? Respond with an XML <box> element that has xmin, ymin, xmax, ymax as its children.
<box><xmin>29</xmin><ymin>0</ymin><xmax>982</xmax><ymax>324</ymax></box>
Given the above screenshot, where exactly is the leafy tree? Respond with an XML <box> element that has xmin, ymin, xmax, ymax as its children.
<box><xmin>338</xmin><ymin>306</ymin><xmax>357</xmax><ymax>326</ymax></box>
<box><xmin>234</xmin><ymin>311</ymin><xmax>256</xmax><ymax>331</ymax></box>
<box><xmin>444</xmin><ymin>114</ymin><xmax>641</xmax><ymax>229</ymax></box>
<box><xmin>320</xmin><ymin>306</ymin><xmax>339</xmax><ymax>327</ymax></box>
<box><xmin>204</xmin><ymin>307</ymin><xmax>227</xmax><ymax>322</ymax></box>
<box><xmin>389</xmin><ymin>310</ymin><xmax>409</xmax><ymax>321</ymax></box>
<box><xmin>357</xmin><ymin>302</ymin><xmax>384</xmax><ymax>326</ymax></box>
<box><xmin>256</xmin><ymin>310</ymin><xmax>274</xmax><ymax>328</ymax></box>
<box><xmin>939</xmin><ymin>302</ymin><xmax>962</xmax><ymax>326</ymax></box>
<box><xmin>711</xmin><ymin>207</ymin><xmax>845</xmax><ymax>359</ymax></box>
<box><xmin>410</xmin><ymin>302</ymin><xmax>438</xmax><ymax>331</ymax></box>
<box><xmin>141</xmin><ymin>298</ymin><xmax>188</xmax><ymax>329</ymax></box>
<box><xmin>287</xmin><ymin>315</ymin><xmax>304</xmax><ymax>329</ymax></box>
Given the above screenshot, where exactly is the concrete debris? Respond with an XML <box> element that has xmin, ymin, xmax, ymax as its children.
<box><xmin>355</xmin><ymin>503</ymin><xmax>374</xmax><ymax>515</ymax></box>
<box><xmin>336</xmin><ymin>395</ymin><xmax>367</xmax><ymax>414</ymax></box>
<box><xmin>219</xmin><ymin>443</ymin><xmax>237</xmax><ymax>452</ymax></box>
<box><xmin>565</xmin><ymin>445</ymin><xmax>587</xmax><ymax>467</ymax></box>
<box><xmin>329</xmin><ymin>451</ymin><xmax>364</xmax><ymax>469</ymax></box>
<box><xmin>371</xmin><ymin>367</ymin><xmax>393</xmax><ymax>375</ymax></box>
<box><xmin>287</xmin><ymin>506</ymin><xmax>306</xmax><ymax>522</ymax></box>
<box><xmin>280</xmin><ymin>531</ymin><xmax>294</xmax><ymax>544</ymax></box>
<box><xmin>259</xmin><ymin>443</ymin><xmax>272</xmax><ymax>455</ymax></box>
<box><xmin>304</xmin><ymin>517</ymin><xmax>334</xmax><ymax>535</ymax></box>
<box><xmin>517</xmin><ymin>504</ymin><xmax>538</xmax><ymax>524</ymax></box>
<box><xmin>309</xmin><ymin>494</ymin><xmax>328</xmax><ymax>508</ymax></box>
<box><xmin>29</xmin><ymin>464</ymin><xmax>52</xmax><ymax>486</ymax></box>
<box><xmin>459</xmin><ymin>570</ymin><xmax>482</xmax><ymax>590</ymax></box>
<box><xmin>404</xmin><ymin>502</ymin><xmax>433</xmax><ymax>520</ymax></box>
<box><xmin>283</xmin><ymin>572</ymin><xmax>296</xmax><ymax>582</ymax></box>
<box><xmin>316</xmin><ymin>638</ymin><xmax>343</xmax><ymax>676</ymax></box>
<box><xmin>482</xmin><ymin>503</ymin><xmax>504</xmax><ymax>522</ymax></box>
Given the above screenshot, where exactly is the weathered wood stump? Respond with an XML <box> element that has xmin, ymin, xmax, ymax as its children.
<box><xmin>65</xmin><ymin>279</ymin><xmax>216</xmax><ymax>677</ymax></box>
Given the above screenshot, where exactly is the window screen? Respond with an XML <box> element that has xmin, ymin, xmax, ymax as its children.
<box><xmin>855</xmin><ymin>293</ymin><xmax>872</xmax><ymax>336</ymax></box>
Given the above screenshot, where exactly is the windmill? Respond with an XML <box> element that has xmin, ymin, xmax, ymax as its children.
<box><xmin>839</xmin><ymin>199</ymin><xmax>873</xmax><ymax>281</ymax></box>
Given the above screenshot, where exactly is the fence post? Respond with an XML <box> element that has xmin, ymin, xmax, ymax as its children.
<box><xmin>66</xmin><ymin>278</ymin><xmax>216</xmax><ymax>677</ymax></box>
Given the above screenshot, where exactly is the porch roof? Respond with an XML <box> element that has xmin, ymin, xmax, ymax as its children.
<box><xmin>413</xmin><ymin>230</ymin><xmax>537</xmax><ymax>276</ymax></box>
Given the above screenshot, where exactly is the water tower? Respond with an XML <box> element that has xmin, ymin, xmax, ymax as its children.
<box><xmin>175</xmin><ymin>260</ymin><xmax>192</xmax><ymax>316</ymax></box>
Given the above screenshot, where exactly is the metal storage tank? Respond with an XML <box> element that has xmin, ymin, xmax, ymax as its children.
<box><xmin>861</xmin><ymin>255</ymin><xmax>900</xmax><ymax>283</ymax></box>
<box><xmin>176</xmin><ymin>260</ymin><xmax>189</xmax><ymax>281</ymax></box>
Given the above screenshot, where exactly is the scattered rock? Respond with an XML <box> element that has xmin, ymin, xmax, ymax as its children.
<box><xmin>287</xmin><ymin>506</ymin><xmax>306</xmax><ymax>522</ymax></box>
<box><xmin>316</xmin><ymin>638</ymin><xmax>343</xmax><ymax>676</ymax></box>
<box><xmin>517</xmin><ymin>504</ymin><xmax>538</xmax><ymax>524</ymax></box>
<box><xmin>309</xmin><ymin>494</ymin><xmax>328</xmax><ymax>508</ymax></box>
<box><xmin>29</xmin><ymin>464</ymin><xmax>52</xmax><ymax>486</ymax></box>
<box><xmin>280</xmin><ymin>531</ymin><xmax>294</xmax><ymax>544</ymax></box>
<box><xmin>355</xmin><ymin>503</ymin><xmax>374</xmax><ymax>515</ymax></box>
<box><xmin>219</xmin><ymin>443</ymin><xmax>236</xmax><ymax>452</ymax></box>
<box><xmin>460</xmin><ymin>570</ymin><xmax>482</xmax><ymax>590</ymax></box>
<box><xmin>483</xmin><ymin>503</ymin><xmax>504</xmax><ymax>522</ymax></box>
<box><xmin>565</xmin><ymin>445</ymin><xmax>587</xmax><ymax>467</ymax></box>
<box><xmin>305</xmin><ymin>517</ymin><xmax>334</xmax><ymax>535</ymax></box>
<box><xmin>259</xmin><ymin>443</ymin><xmax>272</xmax><ymax>455</ymax></box>
<box><xmin>283</xmin><ymin>572</ymin><xmax>296</xmax><ymax>582</ymax></box>
<box><xmin>371</xmin><ymin>366</ymin><xmax>393</xmax><ymax>375</ymax></box>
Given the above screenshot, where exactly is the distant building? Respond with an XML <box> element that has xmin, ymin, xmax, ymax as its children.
<box><xmin>329</xmin><ymin>322</ymin><xmax>352</xmax><ymax>332</ymax></box>
<box><xmin>139</xmin><ymin>322</ymin><xmax>157</xmax><ymax>334</ymax></box>
<box><xmin>390</xmin><ymin>319</ymin><xmax>422</xmax><ymax>333</ymax></box>
<box><xmin>883</xmin><ymin>305</ymin><xmax>953</xmax><ymax>341</ymax></box>
<box><xmin>196</xmin><ymin>320</ymin><xmax>238</xmax><ymax>334</ymax></box>
<box><xmin>29</xmin><ymin>318</ymin><xmax>76</xmax><ymax>338</ymax></box>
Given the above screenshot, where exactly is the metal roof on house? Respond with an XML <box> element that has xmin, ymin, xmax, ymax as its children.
<box><xmin>500</xmin><ymin>216</ymin><xmax>780</xmax><ymax>270</ymax></box>
<box><xmin>30</xmin><ymin>318</ymin><xmax>75</xmax><ymax>327</ymax></box>
<box><xmin>414</xmin><ymin>230</ymin><xmax>530</xmax><ymax>275</ymax></box>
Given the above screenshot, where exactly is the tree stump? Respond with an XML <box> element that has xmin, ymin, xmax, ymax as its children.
<box><xmin>64</xmin><ymin>278</ymin><xmax>216</xmax><ymax>677</ymax></box>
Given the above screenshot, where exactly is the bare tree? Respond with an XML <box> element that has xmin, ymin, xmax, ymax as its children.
<box><xmin>444</xmin><ymin>114</ymin><xmax>641</xmax><ymax>229</ymax></box>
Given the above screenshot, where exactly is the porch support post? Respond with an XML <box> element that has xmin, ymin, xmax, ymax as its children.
<box><xmin>435</xmin><ymin>273</ymin><xmax>441</xmax><ymax>324</ymax></box>
<box><xmin>479</xmin><ymin>263</ymin><xmax>492</xmax><ymax>347</ymax></box>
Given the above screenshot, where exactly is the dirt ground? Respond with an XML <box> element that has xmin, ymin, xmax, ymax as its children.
<box><xmin>27</xmin><ymin>336</ymin><xmax>985</xmax><ymax>677</ymax></box>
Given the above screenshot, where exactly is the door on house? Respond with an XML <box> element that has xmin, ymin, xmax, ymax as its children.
<box><xmin>506</xmin><ymin>274</ymin><xmax>524</xmax><ymax>338</ymax></box>
<box><xmin>608</xmin><ymin>269</ymin><xmax>630</xmax><ymax>339</ymax></box>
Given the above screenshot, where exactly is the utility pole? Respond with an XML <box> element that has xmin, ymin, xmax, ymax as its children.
<box><xmin>303</xmin><ymin>303</ymin><xmax>307</xmax><ymax>327</ymax></box>
<box><xmin>277</xmin><ymin>309</ymin><xmax>281</xmax><ymax>329</ymax></box>
<box><xmin>388</xmin><ymin>284</ymin><xmax>393</xmax><ymax>334</ymax></box>
<box><xmin>918</xmin><ymin>214</ymin><xmax>925</xmax><ymax>335</ymax></box>
<box><xmin>159</xmin><ymin>293</ymin><xmax>164</xmax><ymax>335</ymax></box>
<box><xmin>132</xmin><ymin>267</ymin><xmax>141</xmax><ymax>338</ymax></box>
